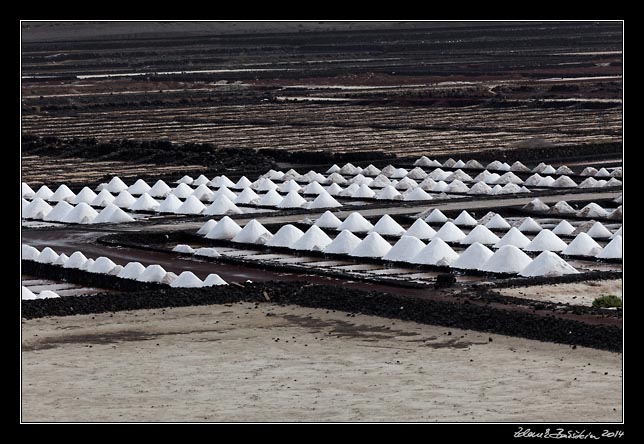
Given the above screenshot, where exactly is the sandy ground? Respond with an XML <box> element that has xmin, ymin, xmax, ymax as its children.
<box><xmin>498</xmin><ymin>279</ymin><xmax>622</xmax><ymax>307</ymax></box>
<box><xmin>22</xmin><ymin>303</ymin><xmax>622</xmax><ymax>422</ymax></box>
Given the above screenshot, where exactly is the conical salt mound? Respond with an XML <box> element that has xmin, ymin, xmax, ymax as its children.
<box><xmin>414</xmin><ymin>156</ymin><xmax>431</xmax><ymax>167</ymax></box>
<box><xmin>253</xmin><ymin>178</ymin><xmax>278</xmax><ymax>192</ymax></box>
<box><xmin>496</xmin><ymin>172</ymin><xmax>523</xmax><ymax>185</ymax></box>
<box><xmin>360</xmin><ymin>164</ymin><xmax>380</xmax><ymax>176</ymax></box>
<box><xmin>597</xmin><ymin>235</ymin><xmax>622</xmax><ymax>259</ymax></box>
<box><xmin>394</xmin><ymin>177</ymin><xmax>418</xmax><ymax>190</ymax></box>
<box><xmin>88</xmin><ymin>257</ymin><xmax>117</xmax><ymax>274</ymax></box>
<box><xmin>428</xmin><ymin>168</ymin><xmax>450</xmax><ymax>181</ymax></box>
<box><xmin>453</xmin><ymin>242</ymin><xmax>494</xmax><ymax>270</ymax></box>
<box><xmin>266</xmin><ymin>225</ymin><xmax>304</xmax><ymax>248</ymax></box>
<box><xmin>610</xmin><ymin>227</ymin><xmax>622</xmax><ymax>239</ymax></box>
<box><xmin>206</xmin><ymin>216</ymin><xmax>242</xmax><ymax>240</ymax></box>
<box><xmin>194</xmin><ymin>247</ymin><xmax>221</xmax><ymax>257</ymax></box>
<box><xmin>406</xmin><ymin>167</ymin><xmax>428</xmax><ymax>180</ymax></box>
<box><xmin>495</xmin><ymin>227</ymin><xmax>531</xmax><ymax>249</ymax></box>
<box><xmin>22</xmin><ymin>244</ymin><xmax>40</xmax><ymax>260</ymax></box>
<box><xmin>463</xmin><ymin>159</ymin><xmax>483</xmax><ymax>169</ymax></box>
<box><xmin>257</xmin><ymin>189</ymin><xmax>284</xmax><ymax>207</ymax></box>
<box><xmin>171</xmin><ymin>183</ymin><xmax>194</xmax><ymax>199</ymax></box>
<box><xmin>541</xmin><ymin>165</ymin><xmax>556</xmax><ymax>174</ymax></box>
<box><xmin>44</xmin><ymin>201</ymin><xmax>74</xmax><ymax>222</ymax></box>
<box><xmin>447</xmin><ymin>180</ymin><xmax>469</xmax><ymax>193</ymax></box>
<box><xmin>94</xmin><ymin>204</ymin><xmax>135</xmax><ymax>224</ymax></box>
<box><xmin>552</xmin><ymin>176</ymin><xmax>577</xmax><ymax>188</ymax></box>
<box><xmin>204</xmin><ymin>195</ymin><xmax>242</xmax><ymax>216</ymax></box>
<box><xmin>278</xmin><ymin>180</ymin><xmax>301</xmax><ymax>193</ymax></box>
<box><xmin>129</xmin><ymin>193</ymin><xmax>160</xmax><ymax>211</ymax></box>
<box><xmin>197</xmin><ymin>219</ymin><xmax>218</xmax><ymax>235</ymax></box>
<box><xmin>22</xmin><ymin>286</ymin><xmax>37</xmax><ymax>300</ymax></box>
<box><xmin>370</xmin><ymin>215</ymin><xmax>406</xmax><ymax>236</ymax></box>
<box><xmin>453</xmin><ymin>211</ymin><xmax>478</xmax><ymax>226</ymax></box>
<box><xmin>33</xmin><ymin>185</ymin><xmax>54</xmax><ymax>200</ymax></box>
<box><xmin>424</xmin><ymin>209</ymin><xmax>448</xmax><ymax>224</ymax></box>
<box><xmin>579</xmin><ymin>177</ymin><xmax>599</xmax><ymax>188</ymax></box>
<box><xmin>383</xmin><ymin>236</ymin><xmax>426</xmax><ymax>262</ymax></box>
<box><xmin>468</xmin><ymin>181</ymin><xmax>493</xmax><ymax>195</ymax></box>
<box><xmin>308</xmin><ymin>192</ymin><xmax>342</xmax><ymax>209</ymax></box>
<box><xmin>609</xmin><ymin>206</ymin><xmax>622</xmax><ymax>220</ymax></box>
<box><xmin>127</xmin><ymin>179</ymin><xmax>151</xmax><ymax>195</ymax></box>
<box><xmin>372</xmin><ymin>174</ymin><xmax>392</xmax><ymax>187</ymax></box>
<box><xmin>172</xmin><ymin>244</ymin><xmax>195</xmax><ymax>254</ymax></box>
<box><xmin>586</xmin><ymin>222</ymin><xmax>613</xmax><ymax>239</ymax></box>
<box><xmin>234</xmin><ymin>187</ymin><xmax>260</xmax><ymax>205</ymax></box>
<box><xmin>519</xmin><ymin>251</ymin><xmax>579</xmax><ymax>277</ymax></box>
<box><xmin>606</xmin><ymin>178</ymin><xmax>622</xmax><ymax>186</ymax></box>
<box><xmin>170</xmin><ymin>271</ymin><xmax>204</xmax><ymax>288</ymax></box>
<box><xmin>174</xmin><ymin>195</ymin><xmax>205</xmax><ymax>215</ymax></box>
<box><xmin>390</xmin><ymin>168</ymin><xmax>408</xmax><ymax>179</ymax></box>
<box><xmin>233</xmin><ymin>176</ymin><xmax>253</xmax><ymax>190</ymax></box>
<box><xmin>485</xmin><ymin>214</ymin><xmax>511</xmax><ymax>230</ymax></box>
<box><xmin>112</xmin><ymin>191</ymin><xmax>137</xmax><ymax>208</ymax></box>
<box><xmin>22</xmin><ymin>182</ymin><xmax>35</xmax><ymax>199</ymax></box>
<box><xmin>552</xmin><ymin>220</ymin><xmax>576</xmax><ymax>236</ymax></box>
<box><xmin>340</xmin><ymin>163</ymin><xmax>359</xmax><ymax>175</ymax></box>
<box><xmin>403</xmin><ymin>187</ymin><xmax>432</xmax><ymax>201</ymax></box>
<box><xmin>523</xmin><ymin>174</ymin><xmax>543</xmax><ymax>187</ymax></box>
<box><xmin>324</xmin><ymin>230</ymin><xmax>362</xmax><ymax>255</ymax></box>
<box><xmin>326</xmin><ymin>174</ymin><xmax>347</xmax><ymax>186</ymax></box>
<box><xmin>22</xmin><ymin>198</ymin><xmax>29</xmax><ymax>212</ymax></box>
<box><xmin>192</xmin><ymin>175</ymin><xmax>211</xmax><ymax>186</ymax></box>
<box><xmin>411</xmin><ymin>237</ymin><xmax>459</xmax><ymax>265</ymax></box>
<box><xmin>550</xmin><ymin>201</ymin><xmax>576</xmax><ymax>215</ymax></box>
<box><xmin>525</xmin><ymin>229</ymin><xmax>567</xmax><ymax>252</ymax></box>
<box><xmin>232</xmin><ymin>219</ymin><xmax>272</xmax><ymax>245</ymax></box>
<box><xmin>434</xmin><ymin>221</ymin><xmax>466</xmax><ymax>242</ymax></box>
<box><xmin>49</xmin><ymin>184</ymin><xmax>76</xmax><ymax>203</ymax></box>
<box><xmin>72</xmin><ymin>187</ymin><xmax>98</xmax><ymax>204</ymax></box>
<box><xmin>37</xmin><ymin>290</ymin><xmax>60</xmax><ymax>299</ymax></box>
<box><xmin>405</xmin><ymin>219</ymin><xmax>436</xmax><ymax>240</ymax></box>
<box><xmin>577</xmin><ymin>203</ymin><xmax>609</xmax><ymax>218</ymax></box>
<box><xmin>155</xmin><ymin>194</ymin><xmax>182</xmax><ymax>213</ymax></box>
<box><xmin>517</xmin><ymin>217</ymin><xmax>543</xmax><ymax>233</ymax></box>
<box><xmin>106</xmin><ymin>176</ymin><xmax>128</xmax><ymax>193</ymax></box>
<box><xmin>35</xmin><ymin>247</ymin><xmax>59</xmax><ymax>264</ymax></box>
<box><xmin>191</xmin><ymin>184</ymin><xmax>215</xmax><ymax>202</ymax></box>
<box><xmin>536</xmin><ymin>176</ymin><xmax>555</xmax><ymax>187</ymax></box>
<box><xmin>53</xmin><ymin>252</ymin><xmax>69</xmax><ymax>266</ymax></box>
<box><xmin>63</xmin><ymin>251</ymin><xmax>88</xmax><ymax>269</ymax></box>
<box><xmin>461</xmin><ymin>225</ymin><xmax>500</xmax><ymax>245</ymax></box>
<box><xmin>482</xmin><ymin>245</ymin><xmax>532</xmax><ymax>274</ymax></box>
<box><xmin>349</xmin><ymin>232</ymin><xmax>391</xmax><ymax>258</ymax></box>
<box><xmin>147</xmin><ymin>180</ymin><xmax>171</xmax><ymax>198</ymax></box>
<box><xmin>117</xmin><ymin>262</ymin><xmax>146</xmax><ymax>279</ymax></box>
<box><xmin>352</xmin><ymin>184</ymin><xmax>375</xmax><ymax>198</ymax></box>
<box><xmin>581</xmin><ymin>167</ymin><xmax>598</xmax><ymax>176</ymax></box>
<box><xmin>375</xmin><ymin>185</ymin><xmax>402</xmax><ymax>200</ymax></box>
<box><xmin>210</xmin><ymin>176</ymin><xmax>236</xmax><ymax>188</ymax></box>
<box><xmin>522</xmin><ymin>198</ymin><xmax>550</xmax><ymax>213</ymax></box>
<box><xmin>277</xmin><ymin>190</ymin><xmax>307</xmax><ymax>209</ymax></box>
<box><xmin>303</xmin><ymin>181</ymin><xmax>327</xmax><ymax>195</ymax></box>
<box><xmin>562</xmin><ymin>233</ymin><xmax>602</xmax><ymax>256</ymax></box>
<box><xmin>203</xmin><ymin>274</ymin><xmax>228</xmax><ymax>286</ymax></box>
<box><xmin>62</xmin><ymin>202</ymin><xmax>98</xmax><ymax>224</ymax></box>
<box><xmin>292</xmin><ymin>225</ymin><xmax>333</xmax><ymax>251</ymax></box>
<box><xmin>510</xmin><ymin>161</ymin><xmax>531</xmax><ymax>172</ymax></box>
<box><xmin>137</xmin><ymin>264</ymin><xmax>167</xmax><ymax>283</ymax></box>
<box><xmin>446</xmin><ymin>169</ymin><xmax>472</xmax><ymax>182</ymax></box>
<box><xmin>338</xmin><ymin>213</ymin><xmax>374</xmax><ymax>232</ymax></box>
<box><xmin>176</xmin><ymin>175</ymin><xmax>194</xmax><ymax>185</ymax></box>
<box><xmin>326</xmin><ymin>164</ymin><xmax>341</xmax><ymax>174</ymax></box>
<box><xmin>90</xmin><ymin>189</ymin><xmax>115</xmax><ymax>207</ymax></box>
<box><xmin>315</xmin><ymin>211</ymin><xmax>342</xmax><ymax>229</ymax></box>
<box><xmin>339</xmin><ymin>183</ymin><xmax>359</xmax><ymax>197</ymax></box>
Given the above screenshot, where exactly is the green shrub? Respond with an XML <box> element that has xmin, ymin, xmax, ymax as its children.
<box><xmin>592</xmin><ymin>294</ymin><xmax>622</xmax><ymax>309</ymax></box>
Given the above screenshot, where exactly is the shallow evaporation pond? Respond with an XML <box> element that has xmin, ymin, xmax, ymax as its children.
<box><xmin>332</xmin><ymin>264</ymin><xmax>387</xmax><ymax>272</ymax></box>
<box><xmin>218</xmin><ymin>249</ymin><xmax>262</xmax><ymax>257</ymax></box>
<box><xmin>567</xmin><ymin>260</ymin><xmax>622</xmax><ymax>273</ymax></box>
<box><xmin>367</xmin><ymin>267</ymin><xmax>421</xmax><ymax>276</ymax></box>
<box><xmin>248</xmin><ymin>253</ymin><xmax>294</xmax><ymax>260</ymax></box>
<box><xmin>274</xmin><ymin>256</ymin><xmax>322</xmax><ymax>264</ymax></box>
<box><xmin>304</xmin><ymin>260</ymin><xmax>354</xmax><ymax>267</ymax></box>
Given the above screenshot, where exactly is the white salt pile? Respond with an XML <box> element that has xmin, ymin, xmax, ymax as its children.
<box><xmin>171</xmin><ymin>183</ymin><xmax>194</xmax><ymax>199</ymax></box>
<box><xmin>370</xmin><ymin>214</ymin><xmax>406</xmax><ymax>236</ymax></box>
<box><xmin>610</xmin><ymin>226</ymin><xmax>622</xmax><ymax>239</ymax></box>
<box><xmin>349</xmin><ymin>174</ymin><xmax>373</xmax><ymax>186</ymax></box>
<box><xmin>326</xmin><ymin>173</ymin><xmax>347</xmax><ymax>185</ymax></box>
<box><xmin>88</xmin><ymin>257</ymin><xmax>117</xmax><ymax>274</ymax></box>
<box><xmin>414</xmin><ymin>156</ymin><xmax>431</xmax><ymax>167</ymax></box>
<box><xmin>483</xmin><ymin>173</ymin><xmax>501</xmax><ymax>185</ymax></box>
<box><xmin>308</xmin><ymin>191</ymin><xmax>342</xmax><ymax>209</ymax></box>
<box><xmin>498</xmin><ymin>183</ymin><xmax>524</xmax><ymax>194</ymax></box>
<box><xmin>324</xmin><ymin>230</ymin><xmax>362</xmax><ymax>254</ymax></box>
<box><xmin>22</xmin><ymin>244</ymin><xmax>40</xmax><ymax>260</ymax></box>
<box><xmin>38</xmin><ymin>290</ymin><xmax>60</xmax><ymax>299</ymax></box>
<box><xmin>191</xmin><ymin>184</ymin><xmax>215</xmax><ymax>202</ymax></box>
<box><xmin>446</xmin><ymin>169</ymin><xmax>472</xmax><ymax>182</ymax></box>
<box><xmin>63</xmin><ymin>203</ymin><xmax>98</xmax><ymax>224</ymax></box>
<box><xmin>424</xmin><ymin>209</ymin><xmax>448</xmax><ymax>224</ymax></box>
<box><xmin>109</xmin><ymin>265</ymin><xmax>124</xmax><ymax>276</ymax></box>
<box><xmin>550</xmin><ymin>201</ymin><xmax>576</xmax><ymax>215</ymax></box>
<box><xmin>93</xmin><ymin>204</ymin><xmax>135</xmax><ymax>224</ymax></box>
<box><xmin>482</xmin><ymin>245</ymin><xmax>532</xmax><ymax>274</ymax></box>
<box><xmin>581</xmin><ymin>167</ymin><xmax>598</xmax><ymax>176</ymax></box>
<box><xmin>49</xmin><ymin>184</ymin><xmax>76</xmax><ymax>203</ymax></box>
<box><xmin>203</xmin><ymin>274</ymin><xmax>228</xmax><ymax>286</ymax></box>
<box><xmin>148</xmin><ymin>180</ymin><xmax>172</xmax><ymax>198</ymax></box>
<box><xmin>606</xmin><ymin>178</ymin><xmax>622</xmax><ymax>187</ymax></box>
<box><xmin>22</xmin><ymin>183</ymin><xmax>35</xmax><ymax>199</ymax></box>
<box><xmin>394</xmin><ymin>177</ymin><xmax>418</xmax><ymax>190</ymax></box>
<box><xmin>383</xmin><ymin>236</ymin><xmax>426</xmax><ymax>262</ymax></box>
<box><xmin>170</xmin><ymin>272</ymin><xmax>204</xmax><ymax>288</ymax></box>
<box><xmin>460</xmin><ymin>225</ymin><xmax>500</xmax><ymax>245</ymax></box>
<box><xmin>536</xmin><ymin>176</ymin><xmax>555</xmax><ymax>187</ymax></box>
<box><xmin>610</xmin><ymin>168</ymin><xmax>622</xmax><ymax>178</ymax></box>
<box><xmin>137</xmin><ymin>264</ymin><xmax>167</xmax><ymax>283</ymax></box>
<box><xmin>586</xmin><ymin>221</ymin><xmax>613</xmax><ymax>239</ymax></box>
<box><xmin>44</xmin><ymin>201</ymin><xmax>74</xmax><ymax>222</ymax></box>
<box><xmin>234</xmin><ymin>176</ymin><xmax>253</xmax><ymax>189</ymax></box>
<box><xmin>194</xmin><ymin>247</ymin><xmax>221</xmax><ymax>258</ymax></box>
<box><xmin>497</xmin><ymin>172</ymin><xmax>523</xmax><ymax>185</ymax></box>
<box><xmin>53</xmin><ymin>253</ymin><xmax>69</xmax><ymax>266</ymax></box>
<box><xmin>176</xmin><ymin>175</ymin><xmax>194</xmax><ymax>185</ymax></box>
<box><xmin>340</xmin><ymin>163</ymin><xmax>359</xmax><ymax>175</ymax></box>
<box><xmin>197</xmin><ymin>219</ymin><xmax>218</xmax><ymax>235</ymax></box>
<box><xmin>204</xmin><ymin>195</ymin><xmax>243</xmax><ymax>215</ymax></box>
<box><xmin>522</xmin><ymin>198</ymin><xmax>550</xmax><ymax>213</ymax></box>
<box><xmin>443</xmin><ymin>158</ymin><xmax>457</xmax><ymax>168</ymax></box>
<box><xmin>523</xmin><ymin>174</ymin><xmax>543</xmax><ymax>186</ymax></box>
<box><xmin>579</xmin><ymin>177</ymin><xmax>599</xmax><ymax>188</ymax></box>
<box><xmin>266</xmin><ymin>225</ymin><xmax>304</xmax><ymax>248</ymax></box>
<box><xmin>118</xmin><ymin>262</ymin><xmax>146</xmax><ymax>279</ymax></box>
<box><xmin>107</xmin><ymin>177</ymin><xmax>128</xmax><ymax>193</ymax></box>
<box><xmin>555</xmin><ymin>165</ymin><xmax>574</xmax><ymax>175</ymax></box>
<box><xmin>552</xmin><ymin>176</ymin><xmax>577</xmax><ymax>188</ymax></box>
<box><xmin>258</xmin><ymin>189</ymin><xmax>285</xmax><ymax>207</ymax></box>
<box><xmin>337</xmin><ymin>212</ymin><xmax>374</xmax><ymax>232</ymax></box>
<box><xmin>211</xmin><ymin>185</ymin><xmax>238</xmax><ymax>201</ymax></box>
<box><xmin>35</xmin><ymin>247</ymin><xmax>59</xmax><ymax>264</ymax></box>
<box><xmin>495</xmin><ymin>227</ymin><xmax>531</xmax><ymax>249</ymax></box>
<box><xmin>63</xmin><ymin>251</ymin><xmax>88</xmax><ymax>269</ymax></box>
<box><xmin>485</xmin><ymin>214</ymin><xmax>511</xmax><ymax>230</ymax></box>
<box><xmin>262</xmin><ymin>169</ymin><xmax>285</xmax><ymax>181</ymax></box>
<box><xmin>411</xmin><ymin>237</ymin><xmax>459</xmax><ymax>265</ymax></box>
<box><xmin>489</xmin><ymin>184</ymin><xmax>503</xmax><ymax>195</ymax></box>
<box><xmin>517</xmin><ymin>217</ymin><xmax>543</xmax><ymax>232</ymax></box>
<box><xmin>34</xmin><ymin>185</ymin><xmax>54</xmax><ymax>200</ymax></box>
<box><xmin>428</xmin><ymin>168</ymin><xmax>450</xmax><ymax>181</ymax></box>
<box><xmin>129</xmin><ymin>193</ymin><xmax>160</xmax><ymax>211</ymax></box>
<box><xmin>434</xmin><ymin>221</ymin><xmax>467</xmax><ymax>242</ymax></box>
<box><xmin>112</xmin><ymin>190</ymin><xmax>137</xmax><ymax>208</ymax></box>
<box><xmin>577</xmin><ymin>203</ymin><xmax>609</xmax><ymax>218</ymax></box>
<box><xmin>391</xmin><ymin>168</ymin><xmax>409</xmax><ymax>179</ymax></box>
<box><xmin>232</xmin><ymin>219</ymin><xmax>273</xmax><ymax>245</ymax></box>
<box><xmin>541</xmin><ymin>165</ymin><xmax>556</xmax><ymax>175</ymax></box>
<box><xmin>277</xmin><ymin>190</ymin><xmax>307</xmax><ymax>209</ymax></box>
<box><xmin>191</xmin><ymin>175</ymin><xmax>210</xmax><ymax>186</ymax></box>
<box><xmin>303</xmin><ymin>181</ymin><xmax>327</xmax><ymax>195</ymax></box>
<box><xmin>464</xmin><ymin>159</ymin><xmax>484</xmax><ymax>169</ymax></box>
<box><xmin>519</xmin><ymin>251</ymin><xmax>579</xmax><ymax>277</ymax></box>
<box><xmin>372</xmin><ymin>174</ymin><xmax>392</xmax><ymax>187</ymax></box>
<box><xmin>349</xmin><ymin>232</ymin><xmax>392</xmax><ymax>258</ymax></box>
<box><xmin>525</xmin><ymin>229</ymin><xmax>567</xmax><ymax>252</ymax></box>
<box><xmin>562</xmin><ymin>233</ymin><xmax>602</xmax><ymax>256</ymax></box>
<box><xmin>22</xmin><ymin>287</ymin><xmax>37</xmax><ymax>300</ymax></box>
<box><xmin>510</xmin><ymin>161</ymin><xmax>531</xmax><ymax>172</ymax></box>
<box><xmin>453</xmin><ymin>242</ymin><xmax>494</xmax><ymax>270</ymax></box>
<box><xmin>278</xmin><ymin>180</ymin><xmax>302</xmax><ymax>193</ymax></box>
<box><xmin>405</xmin><ymin>219</ymin><xmax>436</xmax><ymax>239</ymax></box>
<box><xmin>326</xmin><ymin>164</ymin><xmax>341</xmax><ymax>174</ymax></box>
<box><xmin>453</xmin><ymin>211</ymin><xmax>478</xmax><ymax>226</ymax></box>
<box><xmin>352</xmin><ymin>184</ymin><xmax>376</xmax><ymax>198</ymax></box>
<box><xmin>552</xmin><ymin>220</ymin><xmax>576</xmax><ymax>236</ymax></box>
<box><xmin>375</xmin><ymin>185</ymin><xmax>402</xmax><ymax>200</ymax></box>
<box><xmin>403</xmin><ymin>187</ymin><xmax>432</xmax><ymax>201</ymax></box>
<box><xmin>597</xmin><ymin>235</ymin><xmax>622</xmax><ymax>259</ymax></box>
<box><xmin>468</xmin><ymin>181</ymin><xmax>493</xmax><ymax>195</ymax></box>
<box><xmin>172</xmin><ymin>244</ymin><xmax>195</xmax><ymax>254</ymax></box>
<box><xmin>127</xmin><ymin>179</ymin><xmax>151</xmax><ymax>195</ymax></box>
<box><xmin>486</xmin><ymin>160</ymin><xmax>505</xmax><ymax>171</ymax></box>
<box><xmin>81</xmin><ymin>259</ymin><xmax>95</xmax><ymax>270</ymax></box>
<box><xmin>364</xmin><ymin>165</ymin><xmax>383</xmax><ymax>176</ymax></box>
<box><xmin>406</xmin><ymin>167</ymin><xmax>428</xmax><ymax>180</ymax></box>
<box><xmin>72</xmin><ymin>187</ymin><xmax>98</xmax><ymax>204</ymax></box>
<box><xmin>234</xmin><ymin>187</ymin><xmax>260</xmax><ymax>205</ymax></box>
<box><xmin>205</xmin><ymin>216</ymin><xmax>242</xmax><ymax>240</ymax></box>
<box><xmin>175</xmin><ymin>195</ymin><xmax>206</xmax><ymax>215</ymax></box>
<box><xmin>22</xmin><ymin>198</ymin><xmax>29</xmax><ymax>212</ymax></box>
<box><xmin>156</xmin><ymin>194</ymin><xmax>183</xmax><ymax>213</ymax></box>
<box><xmin>281</xmin><ymin>224</ymin><xmax>328</xmax><ymax>252</ymax></box>
<box><xmin>315</xmin><ymin>211</ymin><xmax>343</xmax><ymax>229</ymax></box>
<box><xmin>282</xmin><ymin>169</ymin><xmax>300</xmax><ymax>181</ymax></box>
<box><xmin>431</xmin><ymin>181</ymin><xmax>450</xmax><ymax>192</ymax></box>
<box><xmin>254</xmin><ymin>178</ymin><xmax>279</xmax><ymax>191</ymax></box>
<box><xmin>91</xmin><ymin>189</ymin><xmax>115</xmax><ymax>207</ymax></box>
<box><xmin>210</xmin><ymin>176</ymin><xmax>236</xmax><ymax>188</ymax></box>
<box><xmin>447</xmin><ymin>180</ymin><xmax>470</xmax><ymax>193</ymax></box>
